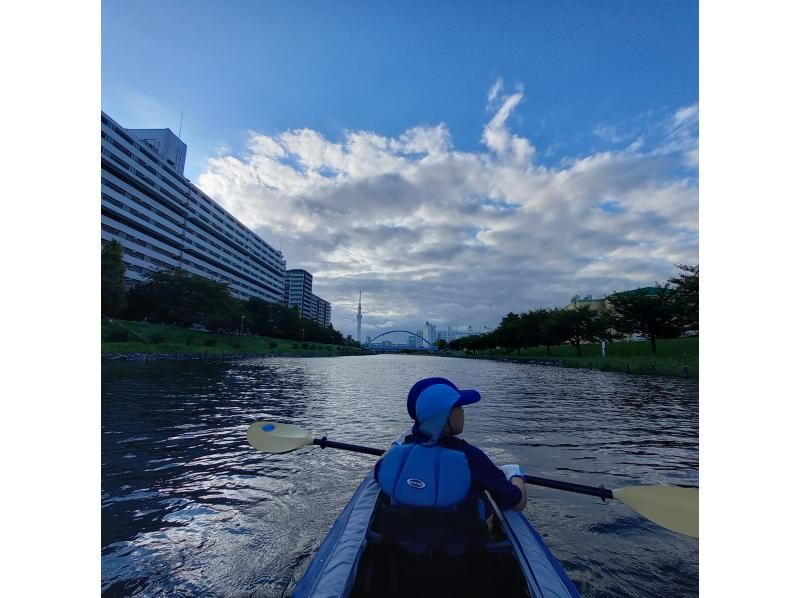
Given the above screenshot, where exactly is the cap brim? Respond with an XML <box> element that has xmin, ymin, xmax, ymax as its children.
<box><xmin>454</xmin><ymin>389</ymin><xmax>481</xmax><ymax>406</ymax></box>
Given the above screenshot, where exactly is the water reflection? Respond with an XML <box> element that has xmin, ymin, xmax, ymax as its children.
<box><xmin>102</xmin><ymin>355</ymin><xmax>698</xmax><ymax>597</ymax></box>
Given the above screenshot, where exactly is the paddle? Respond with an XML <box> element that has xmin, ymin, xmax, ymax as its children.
<box><xmin>247</xmin><ymin>420</ymin><xmax>699</xmax><ymax>539</ymax></box>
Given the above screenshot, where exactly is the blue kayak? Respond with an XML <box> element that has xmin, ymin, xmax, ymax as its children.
<box><xmin>293</xmin><ymin>474</ymin><xmax>580</xmax><ymax>597</ymax></box>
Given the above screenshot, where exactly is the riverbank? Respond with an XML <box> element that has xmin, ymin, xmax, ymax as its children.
<box><xmin>441</xmin><ymin>336</ymin><xmax>698</xmax><ymax>379</ymax></box>
<box><xmin>101</xmin><ymin>319</ymin><xmax>367</xmax><ymax>358</ymax></box>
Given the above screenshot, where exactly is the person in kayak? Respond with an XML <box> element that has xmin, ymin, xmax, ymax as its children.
<box><xmin>374</xmin><ymin>377</ymin><xmax>527</xmax><ymax>520</ymax></box>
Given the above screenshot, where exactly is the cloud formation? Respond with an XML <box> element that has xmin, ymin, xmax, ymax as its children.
<box><xmin>196</xmin><ymin>80</ymin><xmax>698</xmax><ymax>338</ymax></box>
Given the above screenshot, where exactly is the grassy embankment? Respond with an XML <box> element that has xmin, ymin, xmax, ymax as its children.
<box><xmin>102</xmin><ymin>319</ymin><xmax>366</xmax><ymax>357</ymax></box>
<box><xmin>451</xmin><ymin>336</ymin><xmax>698</xmax><ymax>379</ymax></box>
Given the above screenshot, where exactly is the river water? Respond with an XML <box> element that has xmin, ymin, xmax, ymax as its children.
<box><xmin>102</xmin><ymin>354</ymin><xmax>699</xmax><ymax>597</ymax></box>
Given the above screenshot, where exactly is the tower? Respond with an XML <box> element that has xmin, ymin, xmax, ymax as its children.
<box><xmin>357</xmin><ymin>290</ymin><xmax>362</xmax><ymax>344</ymax></box>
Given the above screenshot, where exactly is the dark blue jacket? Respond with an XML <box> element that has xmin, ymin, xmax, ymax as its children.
<box><xmin>374</xmin><ymin>429</ymin><xmax>522</xmax><ymax>519</ymax></box>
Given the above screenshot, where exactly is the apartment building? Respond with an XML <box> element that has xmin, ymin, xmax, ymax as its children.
<box><xmin>100</xmin><ymin>111</ymin><xmax>287</xmax><ymax>304</ymax></box>
<box><xmin>284</xmin><ymin>269</ymin><xmax>331</xmax><ymax>327</ymax></box>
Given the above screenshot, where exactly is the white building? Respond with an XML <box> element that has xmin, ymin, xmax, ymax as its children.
<box><xmin>423</xmin><ymin>322</ymin><xmax>437</xmax><ymax>346</ymax></box>
<box><xmin>283</xmin><ymin>269</ymin><xmax>331</xmax><ymax>327</ymax></box>
<box><xmin>436</xmin><ymin>326</ymin><xmax>474</xmax><ymax>343</ymax></box>
<box><xmin>101</xmin><ymin>112</ymin><xmax>287</xmax><ymax>303</ymax></box>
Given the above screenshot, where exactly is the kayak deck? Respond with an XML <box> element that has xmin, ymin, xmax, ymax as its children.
<box><xmin>293</xmin><ymin>475</ymin><xmax>579</xmax><ymax>597</ymax></box>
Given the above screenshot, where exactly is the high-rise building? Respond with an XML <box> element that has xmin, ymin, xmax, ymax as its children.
<box><xmin>435</xmin><ymin>326</ymin><xmax>474</xmax><ymax>343</ymax></box>
<box><xmin>423</xmin><ymin>321</ymin><xmax>437</xmax><ymax>346</ymax></box>
<box><xmin>284</xmin><ymin>269</ymin><xmax>331</xmax><ymax>327</ymax></box>
<box><xmin>101</xmin><ymin>112</ymin><xmax>286</xmax><ymax>303</ymax></box>
<box><xmin>415</xmin><ymin>329</ymin><xmax>424</xmax><ymax>348</ymax></box>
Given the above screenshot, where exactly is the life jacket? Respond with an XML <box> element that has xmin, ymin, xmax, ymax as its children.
<box><xmin>377</xmin><ymin>442</ymin><xmax>471</xmax><ymax>509</ymax></box>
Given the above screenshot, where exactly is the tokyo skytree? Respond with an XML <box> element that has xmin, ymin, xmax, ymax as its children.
<box><xmin>357</xmin><ymin>290</ymin><xmax>362</xmax><ymax>344</ymax></box>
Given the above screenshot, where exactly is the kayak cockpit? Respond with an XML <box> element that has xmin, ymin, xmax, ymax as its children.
<box><xmin>349</xmin><ymin>491</ymin><xmax>532</xmax><ymax>597</ymax></box>
<box><xmin>291</xmin><ymin>475</ymin><xmax>579</xmax><ymax>598</ymax></box>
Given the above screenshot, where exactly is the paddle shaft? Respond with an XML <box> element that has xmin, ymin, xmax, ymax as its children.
<box><xmin>313</xmin><ymin>437</ymin><xmax>385</xmax><ymax>456</ymax></box>
<box><xmin>524</xmin><ymin>475</ymin><xmax>613</xmax><ymax>500</ymax></box>
<box><xmin>312</xmin><ymin>437</ymin><xmax>613</xmax><ymax>499</ymax></box>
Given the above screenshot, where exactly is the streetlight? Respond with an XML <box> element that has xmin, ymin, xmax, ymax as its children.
<box><xmin>240</xmin><ymin>315</ymin><xmax>245</xmax><ymax>336</ymax></box>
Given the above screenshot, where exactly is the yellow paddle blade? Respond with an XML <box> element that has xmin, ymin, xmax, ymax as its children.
<box><xmin>247</xmin><ymin>421</ymin><xmax>314</xmax><ymax>454</ymax></box>
<box><xmin>612</xmin><ymin>485</ymin><xmax>699</xmax><ymax>538</ymax></box>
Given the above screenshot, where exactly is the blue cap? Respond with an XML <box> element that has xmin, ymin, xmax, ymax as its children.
<box><xmin>407</xmin><ymin>377</ymin><xmax>481</xmax><ymax>422</ymax></box>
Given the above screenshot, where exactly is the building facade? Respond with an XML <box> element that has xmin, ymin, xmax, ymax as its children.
<box><xmin>564</xmin><ymin>295</ymin><xmax>609</xmax><ymax>312</ymax></box>
<box><xmin>436</xmin><ymin>326</ymin><xmax>474</xmax><ymax>344</ymax></box>
<box><xmin>101</xmin><ymin>112</ymin><xmax>287</xmax><ymax>303</ymax></box>
<box><xmin>284</xmin><ymin>269</ymin><xmax>331</xmax><ymax>328</ymax></box>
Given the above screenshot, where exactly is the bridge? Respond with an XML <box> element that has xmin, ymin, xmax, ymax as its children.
<box><xmin>363</xmin><ymin>330</ymin><xmax>437</xmax><ymax>351</ymax></box>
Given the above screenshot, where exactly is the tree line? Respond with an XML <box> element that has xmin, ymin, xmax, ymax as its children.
<box><xmin>101</xmin><ymin>240</ymin><xmax>356</xmax><ymax>346</ymax></box>
<box><xmin>448</xmin><ymin>265</ymin><xmax>698</xmax><ymax>357</ymax></box>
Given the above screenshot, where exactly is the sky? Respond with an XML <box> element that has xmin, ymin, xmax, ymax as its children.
<box><xmin>102</xmin><ymin>0</ymin><xmax>698</xmax><ymax>340</ymax></box>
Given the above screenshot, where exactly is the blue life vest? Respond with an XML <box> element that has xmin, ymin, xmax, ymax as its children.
<box><xmin>377</xmin><ymin>443</ymin><xmax>471</xmax><ymax>509</ymax></box>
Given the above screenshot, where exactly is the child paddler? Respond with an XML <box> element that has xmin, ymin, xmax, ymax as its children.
<box><xmin>374</xmin><ymin>377</ymin><xmax>527</xmax><ymax>520</ymax></box>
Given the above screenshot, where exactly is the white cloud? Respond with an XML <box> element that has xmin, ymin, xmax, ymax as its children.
<box><xmin>487</xmin><ymin>78</ymin><xmax>503</xmax><ymax>105</ymax></box>
<box><xmin>481</xmin><ymin>89</ymin><xmax>535</xmax><ymax>164</ymax></box>
<box><xmin>195</xmin><ymin>88</ymin><xmax>698</xmax><ymax>338</ymax></box>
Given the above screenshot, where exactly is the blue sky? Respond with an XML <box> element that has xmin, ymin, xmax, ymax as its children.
<box><xmin>102</xmin><ymin>0</ymin><xmax>698</xmax><ymax>338</ymax></box>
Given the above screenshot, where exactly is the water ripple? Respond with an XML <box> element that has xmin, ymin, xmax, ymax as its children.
<box><xmin>102</xmin><ymin>355</ymin><xmax>698</xmax><ymax>597</ymax></box>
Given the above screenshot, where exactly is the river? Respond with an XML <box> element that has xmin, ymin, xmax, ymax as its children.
<box><xmin>102</xmin><ymin>354</ymin><xmax>699</xmax><ymax>596</ymax></box>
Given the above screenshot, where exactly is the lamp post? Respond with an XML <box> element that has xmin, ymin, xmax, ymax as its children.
<box><xmin>240</xmin><ymin>315</ymin><xmax>245</xmax><ymax>336</ymax></box>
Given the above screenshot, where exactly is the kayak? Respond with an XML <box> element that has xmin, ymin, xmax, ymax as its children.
<box><xmin>293</xmin><ymin>474</ymin><xmax>580</xmax><ymax>597</ymax></box>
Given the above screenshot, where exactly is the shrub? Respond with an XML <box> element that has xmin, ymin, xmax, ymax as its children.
<box><xmin>107</xmin><ymin>329</ymin><xmax>129</xmax><ymax>342</ymax></box>
<box><xmin>149</xmin><ymin>333</ymin><xmax>166</xmax><ymax>344</ymax></box>
<box><xmin>292</xmin><ymin>344</ymin><xmax>298</xmax><ymax>349</ymax></box>
<box><xmin>302</xmin><ymin>342</ymin><xmax>309</xmax><ymax>350</ymax></box>
<box><xmin>204</xmin><ymin>338</ymin><xmax>217</xmax><ymax>347</ymax></box>
<box><xmin>269</xmin><ymin>341</ymin><xmax>278</xmax><ymax>349</ymax></box>
<box><xmin>185</xmin><ymin>336</ymin><xmax>193</xmax><ymax>346</ymax></box>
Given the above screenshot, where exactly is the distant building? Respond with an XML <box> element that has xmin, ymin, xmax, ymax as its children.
<box><xmin>101</xmin><ymin>112</ymin><xmax>287</xmax><ymax>303</ymax></box>
<box><xmin>423</xmin><ymin>321</ymin><xmax>437</xmax><ymax>346</ymax></box>
<box><xmin>284</xmin><ymin>269</ymin><xmax>331</xmax><ymax>327</ymax></box>
<box><xmin>564</xmin><ymin>294</ymin><xmax>609</xmax><ymax>312</ymax></box>
<box><xmin>435</xmin><ymin>326</ymin><xmax>474</xmax><ymax>343</ymax></box>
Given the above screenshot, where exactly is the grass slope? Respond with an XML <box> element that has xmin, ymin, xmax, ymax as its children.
<box><xmin>455</xmin><ymin>336</ymin><xmax>698</xmax><ymax>379</ymax></box>
<box><xmin>102</xmin><ymin>319</ymin><xmax>365</xmax><ymax>357</ymax></box>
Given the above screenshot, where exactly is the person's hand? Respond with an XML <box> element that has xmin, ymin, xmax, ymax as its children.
<box><xmin>500</xmin><ymin>464</ymin><xmax>524</xmax><ymax>481</ymax></box>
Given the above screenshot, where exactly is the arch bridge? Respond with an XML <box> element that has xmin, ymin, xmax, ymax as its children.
<box><xmin>364</xmin><ymin>330</ymin><xmax>436</xmax><ymax>351</ymax></box>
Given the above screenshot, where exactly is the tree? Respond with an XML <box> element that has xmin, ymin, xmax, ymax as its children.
<box><xmin>125</xmin><ymin>268</ymin><xmax>235</xmax><ymax>328</ymax></box>
<box><xmin>539</xmin><ymin>309</ymin><xmax>568</xmax><ymax>356</ymax></box>
<box><xmin>434</xmin><ymin>339</ymin><xmax>447</xmax><ymax>350</ymax></box>
<box><xmin>101</xmin><ymin>240</ymin><xmax>127</xmax><ymax>316</ymax></box>
<box><xmin>495</xmin><ymin>312</ymin><xmax>526</xmax><ymax>353</ymax></box>
<box><xmin>607</xmin><ymin>285</ymin><xmax>685</xmax><ymax>356</ymax></box>
<box><xmin>555</xmin><ymin>305</ymin><xmax>607</xmax><ymax>357</ymax></box>
<box><xmin>669</xmin><ymin>264</ymin><xmax>699</xmax><ymax>332</ymax></box>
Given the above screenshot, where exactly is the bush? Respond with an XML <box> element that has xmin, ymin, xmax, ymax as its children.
<box><xmin>149</xmin><ymin>333</ymin><xmax>166</xmax><ymax>344</ymax></box>
<box><xmin>302</xmin><ymin>342</ymin><xmax>309</xmax><ymax>350</ymax></box>
<box><xmin>269</xmin><ymin>341</ymin><xmax>278</xmax><ymax>349</ymax></box>
<box><xmin>185</xmin><ymin>336</ymin><xmax>193</xmax><ymax>346</ymax></box>
<box><xmin>292</xmin><ymin>344</ymin><xmax>298</xmax><ymax>349</ymax></box>
<box><xmin>107</xmin><ymin>329</ymin><xmax>129</xmax><ymax>342</ymax></box>
<box><xmin>204</xmin><ymin>338</ymin><xmax>217</xmax><ymax>347</ymax></box>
